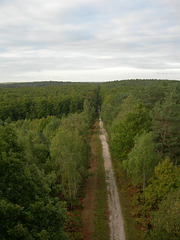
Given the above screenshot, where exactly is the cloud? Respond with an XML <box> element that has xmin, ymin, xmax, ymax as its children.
<box><xmin>0</xmin><ymin>0</ymin><xmax>180</xmax><ymax>82</ymax></box>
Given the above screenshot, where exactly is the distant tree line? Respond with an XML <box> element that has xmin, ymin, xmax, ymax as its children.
<box><xmin>0</xmin><ymin>83</ymin><xmax>98</xmax><ymax>121</ymax></box>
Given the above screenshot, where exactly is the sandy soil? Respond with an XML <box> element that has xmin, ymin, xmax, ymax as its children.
<box><xmin>99</xmin><ymin>118</ymin><xmax>126</xmax><ymax>240</ymax></box>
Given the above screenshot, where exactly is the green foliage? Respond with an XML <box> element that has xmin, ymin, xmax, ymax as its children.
<box><xmin>0</xmin><ymin>125</ymin><xmax>22</xmax><ymax>157</ymax></box>
<box><xmin>0</xmin><ymin>198</ymin><xmax>69</xmax><ymax>240</ymax></box>
<box><xmin>100</xmin><ymin>79</ymin><xmax>179</xmax><ymax>166</ymax></box>
<box><xmin>0</xmin><ymin>82</ymin><xmax>99</xmax><ymax>239</ymax></box>
<box><xmin>51</xmin><ymin>112</ymin><xmax>90</xmax><ymax>201</ymax></box>
<box><xmin>144</xmin><ymin>157</ymin><xmax>179</xmax><ymax>209</ymax></box>
<box><xmin>0</xmin><ymin>83</ymin><xmax>98</xmax><ymax>121</ymax></box>
<box><xmin>152</xmin><ymin>90</ymin><xmax>180</xmax><ymax>164</ymax></box>
<box><xmin>1</xmin><ymin>80</ymin><xmax>179</xmax><ymax>239</ymax></box>
<box><xmin>83</xmin><ymin>99</ymin><xmax>96</xmax><ymax>127</ymax></box>
<box><xmin>0</xmin><ymin>126</ymin><xmax>69</xmax><ymax>239</ymax></box>
<box><xmin>100</xmin><ymin>92</ymin><xmax>127</xmax><ymax>130</ymax></box>
<box><xmin>115</xmin><ymin>95</ymin><xmax>137</xmax><ymax>120</ymax></box>
<box><xmin>148</xmin><ymin>190</ymin><xmax>180</xmax><ymax>240</ymax></box>
<box><xmin>100</xmin><ymin>80</ymin><xmax>180</xmax><ymax>239</ymax></box>
<box><xmin>110</xmin><ymin>102</ymin><xmax>151</xmax><ymax>161</ymax></box>
<box><xmin>132</xmin><ymin>81</ymin><xmax>167</xmax><ymax>110</ymax></box>
<box><xmin>123</xmin><ymin>132</ymin><xmax>159</xmax><ymax>190</ymax></box>
<box><xmin>13</xmin><ymin>117</ymin><xmax>58</xmax><ymax>172</ymax></box>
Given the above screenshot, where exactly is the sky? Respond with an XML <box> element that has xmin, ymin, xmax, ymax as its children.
<box><xmin>0</xmin><ymin>0</ymin><xmax>180</xmax><ymax>82</ymax></box>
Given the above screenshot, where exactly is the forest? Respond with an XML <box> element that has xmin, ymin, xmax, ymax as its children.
<box><xmin>0</xmin><ymin>82</ymin><xmax>98</xmax><ymax>239</ymax></box>
<box><xmin>0</xmin><ymin>80</ymin><xmax>180</xmax><ymax>239</ymax></box>
<box><xmin>100</xmin><ymin>80</ymin><xmax>180</xmax><ymax>239</ymax></box>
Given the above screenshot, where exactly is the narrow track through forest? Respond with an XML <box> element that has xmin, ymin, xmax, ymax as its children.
<box><xmin>81</xmin><ymin>118</ymin><xmax>126</xmax><ymax>240</ymax></box>
<box><xmin>99</xmin><ymin>118</ymin><xmax>126</xmax><ymax>240</ymax></box>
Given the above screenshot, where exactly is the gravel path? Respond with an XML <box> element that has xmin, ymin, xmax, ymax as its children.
<box><xmin>99</xmin><ymin>117</ymin><xmax>126</xmax><ymax>240</ymax></box>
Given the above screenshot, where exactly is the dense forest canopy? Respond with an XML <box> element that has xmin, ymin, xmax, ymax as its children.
<box><xmin>100</xmin><ymin>80</ymin><xmax>180</xmax><ymax>163</ymax></box>
<box><xmin>0</xmin><ymin>79</ymin><xmax>179</xmax><ymax>239</ymax></box>
<box><xmin>0</xmin><ymin>82</ymin><xmax>99</xmax><ymax>121</ymax></box>
<box><xmin>0</xmin><ymin>82</ymin><xmax>98</xmax><ymax>239</ymax></box>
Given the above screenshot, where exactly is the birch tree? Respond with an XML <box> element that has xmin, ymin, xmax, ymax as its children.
<box><xmin>123</xmin><ymin>132</ymin><xmax>159</xmax><ymax>191</ymax></box>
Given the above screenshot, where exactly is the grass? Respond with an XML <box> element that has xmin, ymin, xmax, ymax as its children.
<box><xmin>78</xmin><ymin>120</ymin><xmax>109</xmax><ymax>240</ymax></box>
<box><xmin>92</xmin><ymin>120</ymin><xmax>109</xmax><ymax>240</ymax></box>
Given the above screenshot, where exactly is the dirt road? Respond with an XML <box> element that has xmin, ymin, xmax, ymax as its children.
<box><xmin>99</xmin><ymin>117</ymin><xmax>126</xmax><ymax>240</ymax></box>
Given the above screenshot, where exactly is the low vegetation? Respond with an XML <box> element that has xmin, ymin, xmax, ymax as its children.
<box><xmin>93</xmin><ymin>121</ymin><xmax>109</xmax><ymax>240</ymax></box>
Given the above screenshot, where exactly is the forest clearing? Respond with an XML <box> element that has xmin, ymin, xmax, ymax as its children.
<box><xmin>0</xmin><ymin>80</ymin><xmax>180</xmax><ymax>240</ymax></box>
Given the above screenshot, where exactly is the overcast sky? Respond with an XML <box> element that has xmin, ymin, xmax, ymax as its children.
<box><xmin>0</xmin><ymin>0</ymin><xmax>180</xmax><ymax>82</ymax></box>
